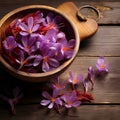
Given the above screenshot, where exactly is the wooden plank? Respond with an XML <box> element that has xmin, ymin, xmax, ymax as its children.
<box><xmin>78</xmin><ymin>26</ymin><xmax>120</xmax><ymax>56</ymax></box>
<box><xmin>76</xmin><ymin>2</ymin><xmax>120</xmax><ymax>24</ymax></box>
<box><xmin>0</xmin><ymin>104</ymin><xmax>120</xmax><ymax>120</ymax></box>
<box><xmin>0</xmin><ymin>57</ymin><xmax>120</xmax><ymax>103</ymax></box>
<box><xmin>0</xmin><ymin>1</ymin><xmax>119</xmax><ymax>24</ymax></box>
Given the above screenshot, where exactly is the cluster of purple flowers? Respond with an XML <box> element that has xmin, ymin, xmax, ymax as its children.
<box><xmin>40</xmin><ymin>71</ymin><xmax>94</xmax><ymax>112</ymax></box>
<box><xmin>1</xmin><ymin>11</ymin><xmax>75</xmax><ymax>73</ymax></box>
<box><xmin>40</xmin><ymin>56</ymin><xmax>108</xmax><ymax>112</ymax></box>
<box><xmin>0</xmin><ymin>56</ymin><xmax>108</xmax><ymax>114</ymax></box>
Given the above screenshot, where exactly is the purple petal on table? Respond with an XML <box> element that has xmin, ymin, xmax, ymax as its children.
<box><xmin>42</xmin><ymin>61</ymin><xmax>50</xmax><ymax>72</ymax></box>
<box><xmin>83</xmin><ymin>78</ymin><xmax>89</xmax><ymax>92</ymax></box>
<box><xmin>27</xmin><ymin>17</ymin><xmax>33</xmax><ymax>29</ymax></box>
<box><xmin>49</xmin><ymin>58</ymin><xmax>59</xmax><ymax>67</ymax></box>
<box><xmin>65</xmin><ymin>104</ymin><xmax>72</xmax><ymax>108</ymax></box>
<box><xmin>52</xmin><ymin>89</ymin><xmax>59</xmax><ymax>98</ymax></box>
<box><xmin>48</xmin><ymin>102</ymin><xmax>54</xmax><ymax>109</ymax></box>
<box><xmin>88</xmin><ymin>66</ymin><xmax>94</xmax><ymax>75</ymax></box>
<box><xmin>19</xmin><ymin>23</ymin><xmax>28</xmax><ymax>31</ymax></box>
<box><xmin>20</xmin><ymin>31</ymin><xmax>29</xmax><ymax>36</ymax></box>
<box><xmin>70</xmin><ymin>91</ymin><xmax>77</xmax><ymax>100</ymax></box>
<box><xmin>40</xmin><ymin>100</ymin><xmax>50</xmax><ymax>106</ymax></box>
<box><xmin>32</xmin><ymin>24</ymin><xmax>40</xmax><ymax>32</ymax></box>
<box><xmin>42</xmin><ymin>91</ymin><xmax>51</xmax><ymax>99</ymax></box>
<box><xmin>72</xmin><ymin>101</ymin><xmax>81</xmax><ymax>107</ymax></box>
<box><xmin>97</xmin><ymin>56</ymin><xmax>104</xmax><ymax>64</ymax></box>
<box><xmin>55</xmin><ymin>98</ymin><xmax>62</xmax><ymax>106</ymax></box>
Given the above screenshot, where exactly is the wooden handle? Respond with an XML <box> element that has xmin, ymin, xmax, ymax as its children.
<box><xmin>57</xmin><ymin>2</ymin><xmax>98</xmax><ymax>41</ymax></box>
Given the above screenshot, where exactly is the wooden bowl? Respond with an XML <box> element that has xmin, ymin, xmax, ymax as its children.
<box><xmin>0</xmin><ymin>5</ymin><xmax>80</xmax><ymax>82</ymax></box>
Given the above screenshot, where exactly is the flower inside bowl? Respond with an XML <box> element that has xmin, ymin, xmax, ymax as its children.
<box><xmin>0</xmin><ymin>5</ymin><xmax>80</xmax><ymax>82</ymax></box>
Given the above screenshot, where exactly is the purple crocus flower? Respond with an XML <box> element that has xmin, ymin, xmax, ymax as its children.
<box><xmin>19</xmin><ymin>16</ymin><xmax>40</xmax><ymax>36</ymax></box>
<box><xmin>96</xmin><ymin>56</ymin><xmax>108</xmax><ymax>73</ymax></box>
<box><xmin>52</xmin><ymin>77</ymin><xmax>66</xmax><ymax>91</ymax></box>
<box><xmin>59</xmin><ymin>38</ymin><xmax>75</xmax><ymax>59</ymax></box>
<box><xmin>40</xmin><ymin>90</ymin><xmax>62</xmax><ymax>109</ymax></box>
<box><xmin>2</xmin><ymin>36</ymin><xmax>17</xmax><ymax>52</ymax></box>
<box><xmin>0</xmin><ymin>87</ymin><xmax>23</xmax><ymax>115</ymax></box>
<box><xmin>16</xmin><ymin>50</ymin><xmax>37</xmax><ymax>69</ymax></box>
<box><xmin>40</xmin><ymin>44</ymin><xmax>60</xmax><ymax>72</ymax></box>
<box><xmin>39</xmin><ymin>29</ymin><xmax>58</xmax><ymax>43</ymax></box>
<box><xmin>34</xmin><ymin>11</ymin><xmax>45</xmax><ymax>24</ymax></box>
<box><xmin>84</xmin><ymin>66</ymin><xmax>94</xmax><ymax>92</ymax></box>
<box><xmin>69</xmin><ymin>71</ymin><xmax>83</xmax><ymax>85</ymax></box>
<box><xmin>61</xmin><ymin>91</ymin><xmax>81</xmax><ymax>108</ymax></box>
<box><xmin>18</xmin><ymin>36</ymin><xmax>38</xmax><ymax>54</ymax></box>
<box><xmin>45</xmin><ymin>12</ymin><xmax>62</xmax><ymax>31</ymax></box>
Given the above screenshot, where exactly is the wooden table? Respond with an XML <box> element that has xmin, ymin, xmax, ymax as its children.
<box><xmin>0</xmin><ymin>0</ymin><xmax>120</xmax><ymax>119</ymax></box>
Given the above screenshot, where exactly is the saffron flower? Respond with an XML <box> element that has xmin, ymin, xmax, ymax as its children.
<box><xmin>0</xmin><ymin>87</ymin><xmax>23</xmax><ymax>115</ymax></box>
<box><xmin>40</xmin><ymin>90</ymin><xmax>62</xmax><ymax>109</ymax></box>
<box><xmin>15</xmin><ymin>50</ymin><xmax>37</xmax><ymax>69</ymax></box>
<box><xmin>96</xmin><ymin>56</ymin><xmax>108</xmax><ymax>73</ymax></box>
<box><xmin>69</xmin><ymin>71</ymin><xmax>83</xmax><ymax>86</ymax></box>
<box><xmin>18</xmin><ymin>36</ymin><xmax>38</xmax><ymax>54</ymax></box>
<box><xmin>40</xmin><ymin>44</ymin><xmax>60</xmax><ymax>72</ymax></box>
<box><xmin>1</xmin><ymin>10</ymin><xmax>75</xmax><ymax>73</ymax></box>
<box><xmin>52</xmin><ymin>77</ymin><xmax>66</xmax><ymax>91</ymax></box>
<box><xmin>19</xmin><ymin>16</ymin><xmax>40</xmax><ymax>36</ymax></box>
<box><xmin>2</xmin><ymin>36</ymin><xmax>17</xmax><ymax>52</ymax></box>
<box><xmin>59</xmin><ymin>38</ymin><xmax>75</xmax><ymax>59</ymax></box>
<box><xmin>83</xmin><ymin>66</ymin><xmax>94</xmax><ymax>92</ymax></box>
<box><xmin>61</xmin><ymin>91</ymin><xmax>81</xmax><ymax>108</ymax></box>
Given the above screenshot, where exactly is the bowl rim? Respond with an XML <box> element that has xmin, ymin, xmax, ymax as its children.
<box><xmin>0</xmin><ymin>5</ymin><xmax>80</xmax><ymax>78</ymax></box>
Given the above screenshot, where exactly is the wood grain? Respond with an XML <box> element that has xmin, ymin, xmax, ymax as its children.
<box><xmin>57</xmin><ymin>2</ymin><xmax>98</xmax><ymax>41</ymax></box>
<box><xmin>0</xmin><ymin>104</ymin><xmax>120</xmax><ymax>120</ymax></box>
<box><xmin>0</xmin><ymin>0</ymin><xmax>120</xmax><ymax>119</ymax></box>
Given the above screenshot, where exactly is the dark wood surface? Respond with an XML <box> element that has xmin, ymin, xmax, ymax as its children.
<box><xmin>0</xmin><ymin>0</ymin><xmax>120</xmax><ymax>120</ymax></box>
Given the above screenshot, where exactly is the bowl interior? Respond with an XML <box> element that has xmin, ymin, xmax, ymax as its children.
<box><xmin>0</xmin><ymin>5</ymin><xmax>80</xmax><ymax>82</ymax></box>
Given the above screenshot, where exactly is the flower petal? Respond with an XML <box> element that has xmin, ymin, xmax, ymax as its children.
<box><xmin>57</xmin><ymin>32</ymin><xmax>65</xmax><ymax>38</ymax></box>
<box><xmin>65</xmin><ymin>50</ymin><xmax>73</xmax><ymax>59</ymax></box>
<box><xmin>97</xmin><ymin>56</ymin><xmax>104</xmax><ymax>64</ymax></box>
<box><xmin>33</xmin><ymin>55</ymin><xmax>42</xmax><ymax>66</ymax></box>
<box><xmin>48</xmin><ymin>102</ymin><xmax>54</xmax><ymax>109</ymax></box>
<box><xmin>65</xmin><ymin>104</ymin><xmax>72</xmax><ymax>108</ymax></box>
<box><xmin>68</xmin><ymin>39</ymin><xmax>75</xmax><ymax>48</ymax></box>
<box><xmin>32</xmin><ymin>24</ymin><xmax>40</xmax><ymax>32</ymax></box>
<box><xmin>27</xmin><ymin>17</ymin><xmax>33</xmax><ymax>29</ymax></box>
<box><xmin>42</xmin><ymin>61</ymin><xmax>50</xmax><ymax>72</ymax></box>
<box><xmin>72</xmin><ymin>101</ymin><xmax>81</xmax><ymax>107</ymax></box>
<box><xmin>42</xmin><ymin>91</ymin><xmax>51</xmax><ymax>99</ymax></box>
<box><xmin>40</xmin><ymin>100</ymin><xmax>50</xmax><ymax>106</ymax></box>
<box><xmin>55</xmin><ymin>98</ymin><xmax>62</xmax><ymax>106</ymax></box>
<box><xmin>19</xmin><ymin>23</ymin><xmax>28</xmax><ymax>31</ymax></box>
<box><xmin>49</xmin><ymin>58</ymin><xmax>59</xmax><ymax>68</ymax></box>
<box><xmin>20</xmin><ymin>31</ymin><xmax>29</xmax><ymax>36</ymax></box>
